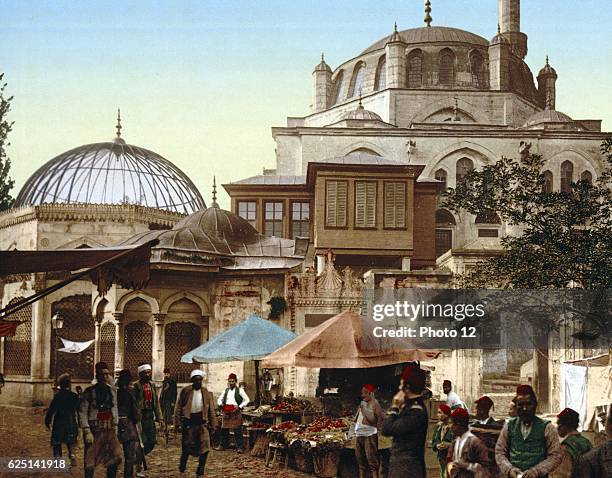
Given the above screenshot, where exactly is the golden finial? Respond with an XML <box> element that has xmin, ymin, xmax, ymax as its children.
<box><xmin>116</xmin><ymin>109</ymin><xmax>122</xmax><ymax>138</ymax></box>
<box><xmin>425</xmin><ymin>0</ymin><xmax>432</xmax><ymax>27</ymax></box>
<box><xmin>211</xmin><ymin>176</ymin><xmax>219</xmax><ymax>208</ymax></box>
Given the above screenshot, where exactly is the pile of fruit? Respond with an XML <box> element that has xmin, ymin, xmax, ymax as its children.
<box><xmin>248</xmin><ymin>422</ymin><xmax>269</xmax><ymax>429</ymax></box>
<box><xmin>270</xmin><ymin>420</ymin><xmax>298</xmax><ymax>431</ymax></box>
<box><xmin>306</xmin><ymin>416</ymin><xmax>349</xmax><ymax>432</ymax></box>
<box><xmin>272</xmin><ymin>401</ymin><xmax>303</xmax><ymax>413</ymax></box>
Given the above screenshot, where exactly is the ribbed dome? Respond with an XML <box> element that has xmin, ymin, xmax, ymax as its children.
<box><xmin>15</xmin><ymin>137</ymin><xmax>205</xmax><ymax>214</ymax></box>
<box><xmin>523</xmin><ymin>109</ymin><xmax>577</xmax><ymax>129</ymax></box>
<box><xmin>339</xmin><ymin>103</ymin><xmax>383</xmax><ymax>122</ymax></box>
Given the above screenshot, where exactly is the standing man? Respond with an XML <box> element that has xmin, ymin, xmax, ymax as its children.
<box><xmin>444</xmin><ymin>380</ymin><xmax>466</xmax><ymax>410</ymax></box>
<box><xmin>432</xmin><ymin>404</ymin><xmax>454</xmax><ymax>478</ymax></box>
<box><xmin>79</xmin><ymin>362</ymin><xmax>122</xmax><ymax>478</ymax></box>
<box><xmin>116</xmin><ymin>369</ymin><xmax>141</xmax><ymax>478</ymax></box>
<box><xmin>472</xmin><ymin>396</ymin><xmax>497</xmax><ymax>426</ymax></box>
<box><xmin>495</xmin><ymin>385</ymin><xmax>562</xmax><ymax>478</ymax></box>
<box><xmin>132</xmin><ymin>363</ymin><xmax>161</xmax><ymax>475</ymax></box>
<box><xmin>215</xmin><ymin>373</ymin><xmax>249</xmax><ymax>453</ymax></box>
<box><xmin>447</xmin><ymin>408</ymin><xmax>491</xmax><ymax>477</ymax></box>
<box><xmin>354</xmin><ymin>383</ymin><xmax>386</xmax><ymax>478</ymax></box>
<box><xmin>175</xmin><ymin>370</ymin><xmax>217</xmax><ymax>478</ymax></box>
<box><xmin>159</xmin><ymin>368</ymin><xmax>177</xmax><ymax>431</ymax></box>
<box><xmin>572</xmin><ymin>406</ymin><xmax>611</xmax><ymax>478</ymax></box>
<box><xmin>551</xmin><ymin>408</ymin><xmax>592</xmax><ymax>478</ymax></box>
<box><xmin>381</xmin><ymin>364</ymin><xmax>429</xmax><ymax>478</ymax></box>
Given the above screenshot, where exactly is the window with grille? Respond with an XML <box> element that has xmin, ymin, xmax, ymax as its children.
<box><xmin>355</xmin><ymin>181</ymin><xmax>377</xmax><ymax>228</ymax></box>
<box><xmin>470</xmin><ymin>51</ymin><xmax>486</xmax><ymax>88</ymax></box>
<box><xmin>435</xmin><ymin>229</ymin><xmax>452</xmax><ymax>257</ymax></box>
<box><xmin>2</xmin><ymin>297</ymin><xmax>32</xmax><ymax>376</ymax></box>
<box><xmin>264</xmin><ymin>201</ymin><xmax>283</xmax><ymax>237</ymax></box>
<box><xmin>456</xmin><ymin>158</ymin><xmax>474</xmax><ymax>185</ymax></box>
<box><xmin>291</xmin><ymin>202</ymin><xmax>310</xmax><ymax>238</ymax></box>
<box><xmin>325</xmin><ymin>180</ymin><xmax>348</xmax><ymax>227</ymax></box>
<box><xmin>478</xmin><ymin>229</ymin><xmax>499</xmax><ymax>238</ymax></box>
<box><xmin>164</xmin><ymin>322</ymin><xmax>202</xmax><ymax>383</ymax></box>
<box><xmin>543</xmin><ymin>170</ymin><xmax>553</xmax><ymax>193</ymax></box>
<box><xmin>335</xmin><ymin>71</ymin><xmax>346</xmax><ymax>103</ymax></box>
<box><xmin>561</xmin><ymin>161</ymin><xmax>574</xmax><ymax>193</ymax></box>
<box><xmin>439</xmin><ymin>49</ymin><xmax>455</xmax><ymax>86</ymax></box>
<box><xmin>238</xmin><ymin>201</ymin><xmax>257</xmax><ymax>228</ymax></box>
<box><xmin>435</xmin><ymin>169</ymin><xmax>448</xmax><ymax>191</ymax></box>
<box><xmin>50</xmin><ymin>295</ymin><xmax>94</xmax><ymax>380</ymax></box>
<box><xmin>348</xmin><ymin>62</ymin><xmax>365</xmax><ymax>98</ymax></box>
<box><xmin>374</xmin><ymin>56</ymin><xmax>386</xmax><ymax>91</ymax></box>
<box><xmin>384</xmin><ymin>182</ymin><xmax>406</xmax><ymax>228</ymax></box>
<box><xmin>124</xmin><ymin>321</ymin><xmax>152</xmax><ymax>376</ymax></box>
<box><xmin>407</xmin><ymin>51</ymin><xmax>423</xmax><ymax>87</ymax></box>
<box><xmin>99</xmin><ymin>322</ymin><xmax>116</xmax><ymax>373</ymax></box>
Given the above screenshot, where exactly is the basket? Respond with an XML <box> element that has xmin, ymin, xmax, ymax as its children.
<box><xmin>289</xmin><ymin>441</ymin><xmax>314</xmax><ymax>473</ymax></box>
<box><xmin>250</xmin><ymin>434</ymin><xmax>271</xmax><ymax>457</ymax></box>
<box><xmin>311</xmin><ymin>448</ymin><xmax>341</xmax><ymax>478</ymax></box>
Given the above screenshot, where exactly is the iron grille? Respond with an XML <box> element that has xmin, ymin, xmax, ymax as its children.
<box><xmin>165</xmin><ymin>322</ymin><xmax>202</xmax><ymax>383</ymax></box>
<box><xmin>124</xmin><ymin>321</ymin><xmax>152</xmax><ymax>377</ymax></box>
<box><xmin>50</xmin><ymin>295</ymin><xmax>95</xmax><ymax>380</ymax></box>
<box><xmin>3</xmin><ymin>297</ymin><xmax>32</xmax><ymax>376</ymax></box>
<box><xmin>99</xmin><ymin>322</ymin><xmax>116</xmax><ymax>373</ymax></box>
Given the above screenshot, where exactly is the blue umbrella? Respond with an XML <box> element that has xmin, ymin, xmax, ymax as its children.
<box><xmin>181</xmin><ymin>314</ymin><xmax>297</xmax><ymax>363</ymax></box>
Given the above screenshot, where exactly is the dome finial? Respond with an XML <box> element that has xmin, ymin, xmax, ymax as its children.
<box><xmin>321</xmin><ymin>52</ymin><xmax>325</xmax><ymax>62</ymax></box>
<box><xmin>394</xmin><ymin>21</ymin><xmax>398</xmax><ymax>33</ymax></box>
<box><xmin>545</xmin><ymin>55</ymin><xmax>549</xmax><ymax>65</ymax></box>
<box><xmin>358</xmin><ymin>90</ymin><xmax>364</xmax><ymax>109</ymax></box>
<box><xmin>211</xmin><ymin>176</ymin><xmax>219</xmax><ymax>208</ymax></box>
<box><xmin>497</xmin><ymin>23</ymin><xmax>501</xmax><ymax>35</ymax></box>
<box><xmin>424</xmin><ymin>0</ymin><xmax>432</xmax><ymax>27</ymax></box>
<box><xmin>116</xmin><ymin>108</ymin><xmax>122</xmax><ymax>138</ymax></box>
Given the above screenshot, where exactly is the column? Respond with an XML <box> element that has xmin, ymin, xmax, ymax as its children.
<box><xmin>30</xmin><ymin>298</ymin><xmax>48</xmax><ymax>379</ymax></box>
<box><xmin>113</xmin><ymin>313</ymin><xmax>124</xmax><ymax>372</ymax></box>
<box><xmin>152</xmin><ymin>313</ymin><xmax>167</xmax><ymax>382</ymax></box>
<box><xmin>93</xmin><ymin>317</ymin><xmax>102</xmax><ymax>364</ymax></box>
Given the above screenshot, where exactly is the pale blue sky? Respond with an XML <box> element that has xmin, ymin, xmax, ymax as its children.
<box><xmin>1</xmin><ymin>0</ymin><xmax>611</xmax><ymax>208</ymax></box>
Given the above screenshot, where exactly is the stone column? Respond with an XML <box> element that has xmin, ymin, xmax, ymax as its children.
<box><xmin>152</xmin><ymin>313</ymin><xmax>167</xmax><ymax>382</ymax></box>
<box><xmin>113</xmin><ymin>313</ymin><xmax>124</xmax><ymax>372</ymax></box>
<box><xmin>30</xmin><ymin>297</ymin><xmax>48</xmax><ymax>379</ymax></box>
<box><xmin>93</xmin><ymin>317</ymin><xmax>102</xmax><ymax>363</ymax></box>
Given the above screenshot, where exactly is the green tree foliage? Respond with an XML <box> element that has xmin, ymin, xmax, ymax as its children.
<box><xmin>443</xmin><ymin>140</ymin><xmax>612</xmax><ymax>289</ymax></box>
<box><xmin>0</xmin><ymin>73</ymin><xmax>15</xmax><ymax>211</ymax></box>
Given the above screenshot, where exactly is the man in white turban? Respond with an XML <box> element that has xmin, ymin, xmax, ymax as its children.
<box><xmin>174</xmin><ymin>369</ymin><xmax>217</xmax><ymax>478</ymax></box>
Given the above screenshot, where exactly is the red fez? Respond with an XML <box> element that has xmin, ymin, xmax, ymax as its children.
<box><xmin>363</xmin><ymin>384</ymin><xmax>376</xmax><ymax>393</ymax></box>
<box><xmin>475</xmin><ymin>396</ymin><xmax>494</xmax><ymax>410</ymax></box>
<box><xmin>451</xmin><ymin>408</ymin><xmax>470</xmax><ymax>422</ymax></box>
<box><xmin>557</xmin><ymin>408</ymin><xmax>580</xmax><ymax>427</ymax></box>
<box><xmin>228</xmin><ymin>373</ymin><xmax>237</xmax><ymax>380</ymax></box>
<box><xmin>439</xmin><ymin>404</ymin><xmax>452</xmax><ymax>416</ymax></box>
<box><xmin>163</xmin><ymin>367</ymin><xmax>170</xmax><ymax>373</ymax></box>
<box><xmin>516</xmin><ymin>384</ymin><xmax>536</xmax><ymax>398</ymax></box>
<box><xmin>401</xmin><ymin>365</ymin><xmax>426</xmax><ymax>392</ymax></box>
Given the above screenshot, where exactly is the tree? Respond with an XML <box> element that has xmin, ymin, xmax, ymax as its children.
<box><xmin>0</xmin><ymin>73</ymin><xmax>15</xmax><ymax>211</ymax></box>
<box><xmin>442</xmin><ymin>140</ymin><xmax>612</xmax><ymax>289</ymax></box>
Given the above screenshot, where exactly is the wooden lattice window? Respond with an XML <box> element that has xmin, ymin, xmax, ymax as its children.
<box><xmin>3</xmin><ymin>297</ymin><xmax>32</xmax><ymax>376</ymax></box>
<box><xmin>124</xmin><ymin>321</ymin><xmax>152</xmax><ymax>376</ymax></box>
<box><xmin>325</xmin><ymin>180</ymin><xmax>348</xmax><ymax>227</ymax></box>
<box><xmin>165</xmin><ymin>322</ymin><xmax>202</xmax><ymax>383</ymax></box>
<box><xmin>50</xmin><ymin>295</ymin><xmax>94</xmax><ymax>380</ymax></box>
<box><xmin>435</xmin><ymin>229</ymin><xmax>453</xmax><ymax>258</ymax></box>
<box><xmin>384</xmin><ymin>182</ymin><xmax>406</xmax><ymax>229</ymax></box>
<box><xmin>355</xmin><ymin>181</ymin><xmax>377</xmax><ymax>228</ymax></box>
<box><xmin>99</xmin><ymin>322</ymin><xmax>116</xmax><ymax>373</ymax></box>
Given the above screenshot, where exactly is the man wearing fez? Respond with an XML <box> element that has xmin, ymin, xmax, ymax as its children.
<box><xmin>551</xmin><ymin>407</ymin><xmax>592</xmax><ymax>478</ymax></box>
<box><xmin>572</xmin><ymin>406</ymin><xmax>611</xmax><ymax>478</ymax></box>
<box><xmin>472</xmin><ymin>396</ymin><xmax>497</xmax><ymax>426</ymax></box>
<box><xmin>381</xmin><ymin>364</ymin><xmax>429</xmax><ymax>478</ymax></box>
<box><xmin>79</xmin><ymin>362</ymin><xmax>122</xmax><ymax>478</ymax></box>
<box><xmin>159</xmin><ymin>367</ymin><xmax>178</xmax><ymax>430</ymax></box>
<box><xmin>495</xmin><ymin>385</ymin><xmax>562</xmax><ymax>478</ymax></box>
<box><xmin>216</xmin><ymin>372</ymin><xmax>250</xmax><ymax>453</ymax></box>
<box><xmin>355</xmin><ymin>383</ymin><xmax>386</xmax><ymax>478</ymax></box>
<box><xmin>174</xmin><ymin>369</ymin><xmax>217</xmax><ymax>478</ymax></box>
<box><xmin>116</xmin><ymin>369</ymin><xmax>142</xmax><ymax>478</ymax></box>
<box><xmin>447</xmin><ymin>408</ymin><xmax>491</xmax><ymax>477</ymax></box>
<box><xmin>432</xmin><ymin>404</ymin><xmax>454</xmax><ymax>478</ymax></box>
<box><xmin>132</xmin><ymin>363</ymin><xmax>161</xmax><ymax>467</ymax></box>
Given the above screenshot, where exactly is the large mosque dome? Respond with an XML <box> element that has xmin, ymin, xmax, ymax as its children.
<box><xmin>15</xmin><ymin>130</ymin><xmax>205</xmax><ymax>215</ymax></box>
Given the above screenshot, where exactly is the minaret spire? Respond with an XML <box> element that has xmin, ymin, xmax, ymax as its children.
<box><xmin>424</xmin><ymin>0</ymin><xmax>432</xmax><ymax>27</ymax></box>
<box><xmin>211</xmin><ymin>176</ymin><xmax>219</xmax><ymax>208</ymax></box>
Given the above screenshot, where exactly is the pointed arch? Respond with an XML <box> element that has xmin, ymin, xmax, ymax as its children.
<box><xmin>469</xmin><ymin>50</ymin><xmax>487</xmax><ymax>88</ymax></box>
<box><xmin>348</xmin><ymin>61</ymin><xmax>366</xmax><ymax>98</ymax></box>
<box><xmin>560</xmin><ymin>160</ymin><xmax>574</xmax><ymax>193</ymax></box>
<box><xmin>407</xmin><ymin>49</ymin><xmax>424</xmax><ymax>87</ymax></box>
<box><xmin>439</xmin><ymin>48</ymin><xmax>456</xmax><ymax>86</ymax></box>
<box><xmin>374</xmin><ymin>55</ymin><xmax>386</xmax><ymax>91</ymax></box>
<box><xmin>334</xmin><ymin>70</ymin><xmax>346</xmax><ymax>104</ymax></box>
<box><xmin>339</xmin><ymin>142</ymin><xmax>386</xmax><ymax>158</ymax></box>
<box><xmin>160</xmin><ymin>291</ymin><xmax>209</xmax><ymax>315</ymax></box>
<box><xmin>116</xmin><ymin>291</ymin><xmax>160</xmax><ymax>315</ymax></box>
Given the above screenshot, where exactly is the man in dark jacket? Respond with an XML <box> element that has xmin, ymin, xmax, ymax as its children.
<box><xmin>116</xmin><ymin>369</ymin><xmax>141</xmax><ymax>478</ymax></box>
<box><xmin>571</xmin><ymin>406</ymin><xmax>611</xmax><ymax>478</ymax></box>
<box><xmin>159</xmin><ymin>367</ymin><xmax>177</xmax><ymax>430</ymax></box>
<box><xmin>381</xmin><ymin>364</ymin><xmax>429</xmax><ymax>478</ymax></box>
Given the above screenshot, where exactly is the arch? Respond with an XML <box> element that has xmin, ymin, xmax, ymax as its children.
<box><xmin>469</xmin><ymin>50</ymin><xmax>487</xmax><ymax>88</ymax></box>
<box><xmin>160</xmin><ymin>291</ymin><xmax>209</xmax><ymax>315</ymax></box>
<box><xmin>429</xmin><ymin>142</ymin><xmax>496</xmax><ymax>171</ymax></box>
<box><xmin>424</xmin><ymin>107</ymin><xmax>477</xmax><ymax>123</ymax></box>
<box><xmin>2</xmin><ymin>297</ymin><xmax>32</xmax><ymax>376</ymax></box>
<box><xmin>456</xmin><ymin>157</ymin><xmax>475</xmax><ymax>184</ymax></box>
<box><xmin>434</xmin><ymin>168</ymin><xmax>448</xmax><ymax>190</ymax></box>
<box><xmin>374</xmin><ymin>56</ymin><xmax>386</xmax><ymax>91</ymax></box>
<box><xmin>406</xmin><ymin>49</ymin><xmax>423</xmax><ymax>88</ymax></box>
<box><xmin>56</xmin><ymin>236</ymin><xmax>106</xmax><ymax>250</ymax></box>
<box><xmin>438</xmin><ymin>48</ymin><xmax>456</xmax><ymax>86</ymax></box>
<box><xmin>339</xmin><ymin>142</ymin><xmax>386</xmax><ymax>158</ymax></box>
<box><xmin>116</xmin><ymin>291</ymin><xmax>160</xmax><ymax>315</ymax></box>
<box><xmin>436</xmin><ymin>209</ymin><xmax>456</xmax><ymax>226</ymax></box>
<box><xmin>545</xmin><ymin>149</ymin><xmax>599</xmax><ymax>188</ymax></box>
<box><xmin>348</xmin><ymin>61</ymin><xmax>366</xmax><ymax>98</ymax></box>
<box><xmin>560</xmin><ymin>160</ymin><xmax>574</xmax><ymax>193</ymax></box>
<box><xmin>412</xmin><ymin>99</ymin><xmax>490</xmax><ymax>124</ymax></box>
<box><xmin>543</xmin><ymin>170</ymin><xmax>553</xmax><ymax>193</ymax></box>
<box><xmin>334</xmin><ymin>70</ymin><xmax>347</xmax><ymax>104</ymax></box>
<box><xmin>347</xmin><ymin>148</ymin><xmax>382</xmax><ymax>156</ymax></box>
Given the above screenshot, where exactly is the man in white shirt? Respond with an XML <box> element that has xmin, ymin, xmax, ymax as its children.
<box><xmin>447</xmin><ymin>407</ymin><xmax>491</xmax><ymax>477</ymax></box>
<box><xmin>215</xmin><ymin>373</ymin><xmax>250</xmax><ymax>453</ymax></box>
<box><xmin>444</xmin><ymin>380</ymin><xmax>466</xmax><ymax>410</ymax></box>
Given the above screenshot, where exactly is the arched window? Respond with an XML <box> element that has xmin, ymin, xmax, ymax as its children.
<box><xmin>334</xmin><ymin>71</ymin><xmax>347</xmax><ymax>103</ymax></box>
<box><xmin>434</xmin><ymin>168</ymin><xmax>448</xmax><ymax>190</ymax></box>
<box><xmin>560</xmin><ymin>160</ymin><xmax>574</xmax><ymax>192</ymax></box>
<box><xmin>580</xmin><ymin>170</ymin><xmax>592</xmax><ymax>184</ymax></box>
<box><xmin>470</xmin><ymin>51</ymin><xmax>486</xmax><ymax>88</ymax></box>
<box><xmin>456</xmin><ymin>158</ymin><xmax>474</xmax><ymax>185</ymax></box>
<box><xmin>439</xmin><ymin>48</ymin><xmax>455</xmax><ymax>86</ymax></box>
<box><xmin>435</xmin><ymin>209</ymin><xmax>456</xmax><ymax>258</ymax></box>
<box><xmin>407</xmin><ymin>50</ymin><xmax>423</xmax><ymax>87</ymax></box>
<box><xmin>348</xmin><ymin>62</ymin><xmax>365</xmax><ymax>98</ymax></box>
<box><xmin>436</xmin><ymin>209</ymin><xmax>456</xmax><ymax>226</ymax></box>
<box><xmin>543</xmin><ymin>170</ymin><xmax>553</xmax><ymax>193</ymax></box>
<box><xmin>374</xmin><ymin>56</ymin><xmax>386</xmax><ymax>91</ymax></box>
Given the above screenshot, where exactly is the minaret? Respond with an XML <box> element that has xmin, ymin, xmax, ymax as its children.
<box><xmin>385</xmin><ymin>22</ymin><xmax>406</xmax><ymax>89</ymax></box>
<box><xmin>498</xmin><ymin>0</ymin><xmax>528</xmax><ymax>59</ymax></box>
<box><xmin>312</xmin><ymin>53</ymin><xmax>333</xmax><ymax>112</ymax></box>
<box><xmin>537</xmin><ymin>56</ymin><xmax>558</xmax><ymax>110</ymax></box>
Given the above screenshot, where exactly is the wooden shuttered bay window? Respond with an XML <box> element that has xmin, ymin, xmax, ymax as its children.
<box><xmin>384</xmin><ymin>182</ymin><xmax>406</xmax><ymax>228</ymax></box>
<box><xmin>325</xmin><ymin>180</ymin><xmax>348</xmax><ymax>227</ymax></box>
<box><xmin>355</xmin><ymin>181</ymin><xmax>376</xmax><ymax>228</ymax></box>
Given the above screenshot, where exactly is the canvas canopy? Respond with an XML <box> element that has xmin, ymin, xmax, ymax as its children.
<box><xmin>181</xmin><ymin>315</ymin><xmax>296</xmax><ymax>363</ymax></box>
<box><xmin>261</xmin><ymin>310</ymin><xmax>440</xmax><ymax>369</ymax></box>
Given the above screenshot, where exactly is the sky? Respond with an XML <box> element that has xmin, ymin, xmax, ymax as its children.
<box><xmin>1</xmin><ymin>0</ymin><xmax>611</xmax><ymax>209</ymax></box>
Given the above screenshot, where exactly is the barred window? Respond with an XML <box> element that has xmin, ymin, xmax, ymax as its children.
<box><xmin>543</xmin><ymin>170</ymin><xmax>553</xmax><ymax>192</ymax></box>
<box><xmin>264</xmin><ymin>201</ymin><xmax>283</xmax><ymax>237</ymax></box>
<box><xmin>165</xmin><ymin>322</ymin><xmax>202</xmax><ymax>384</ymax></box>
<box><xmin>435</xmin><ymin>209</ymin><xmax>456</xmax><ymax>258</ymax></box>
<box><xmin>384</xmin><ymin>182</ymin><xmax>406</xmax><ymax>228</ymax></box>
<box><xmin>374</xmin><ymin>56</ymin><xmax>386</xmax><ymax>91</ymax></box>
<box><xmin>238</xmin><ymin>201</ymin><xmax>257</xmax><ymax>228</ymax></box>
<box><xmin>2</xmin><ymin>297</ymin><xmax>32</xmax><ymax>376</ymax></box>
<box><xmin>355</xmin><ymin>181</ymin><xmax>377</xmax><ymax>228</ymax></box>
<box><xmin>439</xmin><ymin>48</ymin><xmax>455</xmax><ymax>86</ymax></box>
<box><xmin>407</xmin><ymin>50</ymin><xmax>423</xmax><ymax>87</ymax></box>
<box><xmin>561</xmin><ymin>160</ymin><xmax>574</xmax><ymax>193</ymax></box>
<box><xmin>124</xmin><ymin>320</ymin><xmax>152</xmax><ymax>376</ymax></box>
<box><xmin>99</xmin><ymin>322</ymin><xmax>116</xmax><ymax>373</ymax></box>
<box><xmin>291</xmin><ymin>202</ymin><xmax>310</xmax><ymax>238</ymax></box>
<box><xmin>325</xmin><ymin>180</ymin><xmax>348</xmax><ymax>227</ymax></box>
<box><xmin>435</xmin><ymin>169</ymin><xmax>448</xmax><ymax>191</ymax></box>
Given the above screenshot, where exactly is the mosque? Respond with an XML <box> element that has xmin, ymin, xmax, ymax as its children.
<box><xmin>0</xmin><ymin>0</ymin><xmax>608</xmax><ymax>410</ymax></box>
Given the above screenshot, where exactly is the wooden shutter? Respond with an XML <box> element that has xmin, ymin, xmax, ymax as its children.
<box><xmin>385</xmin><ymin>182</ymin><xmax>406</xmax><ymax>228</ymax></box>
<box><xmin>326</xmin><ymin>180</ymin><xmax>347</xmax><ymax>227</ymax></box>
<box><xmin>355</xmin><ymin>181</ymin><xmax>376</xmax><ymax>228</ymax></box>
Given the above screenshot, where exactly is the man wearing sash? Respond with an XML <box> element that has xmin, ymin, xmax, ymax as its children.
<box><xmin>215</xmin><ymin>373</ymin><xmax>250</xmax><ymax>453</ymax></box>
<box><xmin>354</xmin><ymin>383</ymin><xmax>386</xmax><ymax>478</ymax></box>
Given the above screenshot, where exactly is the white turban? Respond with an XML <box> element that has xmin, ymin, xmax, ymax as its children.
<box><xmin>137</xmin><ymin>364</ymin><xmax>152</xmax><ymax>373</ymax></box>
<box><xmin>190</xmin><ymin>369</ymin><xmax>205</xmax><ymax>379</ymax></box>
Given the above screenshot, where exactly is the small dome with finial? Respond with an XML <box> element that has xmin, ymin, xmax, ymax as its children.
<box><xmin>387</xmin><ymin>22</ymin><xmax>403</xmax><ymax>44</ymax></box>
<box><xmin>314</xmin><ymin>53</ymin><xmax>332</xmax><ymax>73</ymax></box>
<box><xmin>538</xmin><ymin>56</ymin><xmax>557</xmax><ymax>77</ymax></box>
<box><xmin>491</xmin><ymin>24</ymin><xmax>510</xmax><ymax>45</ymax></box>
